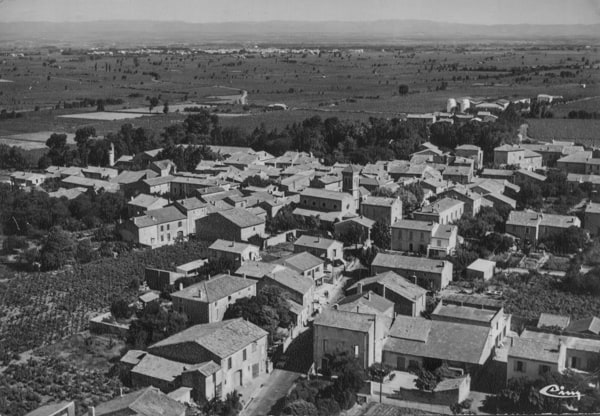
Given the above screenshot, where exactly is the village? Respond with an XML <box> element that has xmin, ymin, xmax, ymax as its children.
<box><xmin>4</xmin><ymin>88</ymin><xmax>600</xmax><ymax>415</ymax></box>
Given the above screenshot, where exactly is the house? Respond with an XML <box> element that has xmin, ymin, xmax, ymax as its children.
<box><xmin>466</xmin><ymin>259</ymin><xmax>496</xmax><ymax>281</ymax></box>
<box><xmin>92</xmin><ymin>387</ymin><xmax>186</xmax><ymax>416</ymax></box>
<box><xmin>139</xmin><ymin>175</ymin><xmax>174</xmax><ymax>195</ymax></box>
<box><xmin>313</xmin><ymin>308</ymin><xmax>381</xmax><ymax>370</ymax></box>
<box><xmin>176</xmin><ymin>259</ymin><xmax>208</xmax><ymax>278</ymax></box>
<box><xmin>61</xmin><ymin>175</ymin><xmax>120</xmax><ymax>193</ymax></box>
<box><xmin>519</xmin><ymin>143</ymin><xmax>584</xmax><ymax>167</ymax></box>
<box><xmin>10</xmin><ymin>171</ymin><xmax>46</xmax><ymax>189</ymax></box>
<box><xmin>382</xmin><ymin>315</ymin><xmax>495</xmax><ymax>373</ymax></box>
<box><xmin>280</xmin><ymin>174</ymin><xmax>311</xmax><ymax>193</ymax></box>
<box><xmin>413</xmin><ymin>198</ymin><xmax>465</xmax><ymax>225</ymax></box>
<box><xmin>505</xmin><ymin>210</ymin><xmax>581</xmax><ymax>244</ymax></box>
<box><xmin>371</xmin><ymin>253</ymin><xmax>453</xmax><ymax>291</ymax></box>
<box><xmin>455</xmin><ymin>144</ymin><xmax>483</xmax><ymax>170</ymax></box>
<box><xmin>584</xmin><ymin>201</ymin><xmax>600</xmax><ymax>236</ymax></box>
<box><xmin>507</xmin><ymin>328</ymin><xmax>600</xmax><ymax>382</ymax></box>
<box><xmin>360</xmin><ymin>196</ymin><xmax>403</xmax><ymax>225</ymax></box>
<box><xmin>127</xmin><ymin>194</ymin><xmax>169</xmax><ymax>217</ymax></box>
<box><xmin>25</xmin><ymin>402</ymin><xmax>75</xmax><ymax>416</ymax></box>
<box><xmin>345</xmin><ymin>271</ymin><xmax>427</xmax><ymax>317</ymax></box>
<box><xmin>440</xmin><ymin>186</ymin><xmax>483</xmax><ymax>217</ymax></box>
<box><xmin>514</xmin><ymin>169</ymin><xmax>547</xmax><ymax>184</ymax></box>
<box><xmin>482</xmin><ymin>192</ymin><xmax>517</xmax><ymax>211</ymax></box>
<box><xmin>432</xmin><ymin>296</ymin><xmax>510</xmax><ymax>348</ymax></box>
<box><xmin>494</xmin><ymin>145</ymin><xmax>524</xmax><ymax>167</ymax></box>
<box><xmin>173</xmin><ymin>197</ymin><xmax>208</xmax><ymax>235</ymax></box>
<box><xmin>149</xmin><ymin>159</ymin><xmax>177</xmax><ymax>176</ymax></box>
<box><xmin>130</xmin><ymin>319</ymin><xmax>268</xmax><ymax>401</ymax></box>
<box><xmin>480</xmin><ymin>169</ymin><xmax>514</xmax><ymax>181</ymax></box>
<box><xmin>557</xmin><ymin>151</ymin><xmax>593</xmax><ymax>174</ymax></box>
<box><xmin>299</xmin><ymin>187</ymin><xmax>356</xmax><ymax>215</ymax></box>
<box><xmin>567</xmin><ymin>316</ymin><xmax>600</xmax><ymax>335</ymax></box>
<box><xmin>294</xmin><ymin>235</ymin><xmax>344</xmax><ymax>262</ymax></box>
<box><xmin>122</xmin><ymin>206</ymin><xmax>188</xmax><ymax>249</ymax></box>
<box><xmin>391</xmin><ymin>219</ymin><xmax>457</xmax><ymax>258</ymax></box>
<box><xmin>260</xmin><ymin>268</ymin><xmax>315</xmax><ymax>328</ymax></box>
<box><xmin>207</xmin><ymin>239</ymin><xmax>260</xmax><ymax>267</ymax></box>
<box><xmin>196</xmin><ymin>208</ymin><xmax>265</xmax><ymax>242</ymax></box>
<box><xmin>275</xmin><ymin>251</ymin><xmax>325</xmax><ymax>285</ymax></box>
<box><xmin>442</xmin><ymin>165</ymin><xmax>474</xmax><ymax>185</ymax></box>
<box><xmin>82</xmin><ymin>166</ymin><xmax>118</xmax><ymax>181</ymax></box>
<box><xmin>145</xmin><ymin>267</ymin><xmax>185</xmax><ymax>291</ymax></box>
<box><xmin>334</xmin><ymin>216</ymin><xmax>375</xmax><ymax>245</ymax></box>
<box><xmin>171</xmin><ymin>274</ymin><xmax>257</xmax><ymax>324</ymax></box>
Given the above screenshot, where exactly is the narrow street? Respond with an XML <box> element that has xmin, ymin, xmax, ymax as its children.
<box><xmin>241</xmin><ymin>369</ymin><xmax>300</xmax><ymax>416</ymax></box>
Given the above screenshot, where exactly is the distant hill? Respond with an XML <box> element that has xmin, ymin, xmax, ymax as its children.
<box><xmin>0</xmin><ymin>20</ymin><xmax>598</xmax><ymax>47</ymax></box>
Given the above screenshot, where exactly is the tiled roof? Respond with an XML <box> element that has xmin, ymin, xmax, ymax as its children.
<box><xmin>295</xmin><ymin>234</ymin><xmax>342</xmax><ymax>251</ymax></box>
<box><xmin>236</xmin><ymin>261</ymin><xmax>283</xmax><ymax>279</ymax></box>
<box><xmin>301</xmin><ymin>187</ymin><xmax>350</xmax><ymax>201</ymax></box>
<box><xmin>95</xmin><ymin>386</ymin><xmax>186</xmax><ymax>416</ymax></box>
<box><xmin>372</xmin><ymin>253</ymin><xmax>450</xmax><ymax>274</ymax></box>
<box><xmin>508</xmin><ymin>337</ymin><xmax>561</xmax><ymax>363</ymax></box>
<box><xmin>133</xmin><ymin>206</ymin><xmax>186</xmax><ymax>228</ymax></box>
<box><xmin>129</xmin><ymin>194</ymin><xmax>168</xmax><ymax>208</ymax></box>
<box><xmin>338</xmin><ymin>291</ymin><xmax>394</xmax><ymax>315</ymax></box>
<box><xmin>361</xmin><ymin>196</ymin><xmax>398</xmax><ymax>207</ymax></box>
<box><xmin>265</xmin><ymin>268</ymin><xmax>314</xmax><ymax>295</ymax></box>
<box><xmin>277</xmin><ymin>252</ymin><xmax>324</xmax><ymax>272</ymax></box>
<box><xmin>218</xmin><ymin>207</ymin><xmax>264</xmax><ymax>228</ymax></box>
<box><xmin>416</xmin><ymin>198</ymin><xmax>464</xmax><ymax>215</ymax></box>
<box><xmin>392</xmin><ymin>219</ymin><xmax>436</xmax><ymax>231</ymax></box>
<box><xmin>537</xmin><ymin>313</ymin><xmax>571</xmax><ymax>329</ymax></box>
<box><xmin>314</xmin><ymin>308</ymin><xmax>375</xmax><ymax>332</ymax></box>
<box><xmin>150</xmin><ymin>318</ymin><xmax>268</xmax><ymax>359</ymax></box>
<box><xmin>132</xmin><ymin>353</ymin><xmax>187</xmax><ymax>382</ymax></box>
<box><xmin>209</xmin><ymin>239</ymin><xmax>259</xmax><ymax>254</ymax></box>
<box><xmin>385</xmin><ymin>317</ymin><xmax>491</xmax><ymax>365</ymax></box>
<box><xmin>171</xmin><ymin>274</ymin><xmax>255</xmax><ymax>303</ymax></box>
<box><xmin>347</xmin><ymin>271</ymin><xmax>427</xmax><ymax>301</ymax></box>
<box><xmin>568</xmin><ymin>317</ymin><xmax>600</xmax><ymax>335</ymax></box>
<box><xmin>467</xmin><ymin>259</ymin><xmax>496</xmax><ymax>272</ymax></box>
<box><xmin>432</xmin><ymin>304</ymin><xmax>496</xmax><ymax>324</ymax></box>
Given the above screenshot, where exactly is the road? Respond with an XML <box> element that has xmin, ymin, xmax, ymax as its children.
<box><xmin>242</xmin><ymin>369</ymin><xmax>299</xmax><ymax>416</ymax></box>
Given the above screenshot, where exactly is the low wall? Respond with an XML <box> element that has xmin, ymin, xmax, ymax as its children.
<box><xmin>263</xmin><ymin>229</ymin><xmax>298</xmax><ymax>248</ymax></box>
<box><xmin>89</xmin><ymin>312</ymin><xmax>130</xmax><ymax>337</ymax></box>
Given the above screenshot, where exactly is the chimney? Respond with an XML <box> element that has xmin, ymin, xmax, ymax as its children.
<box><xmin>230</xmin><ymin>240</ymin><xmax>235</xmax><ymax>247</ymax></box>
<box><xmin>179</xmin><ymin>283</ymin><xmax>183</xmax><ymax>291</ymax></box>
<box><xmin>243</xmin><ymin>273</ymin><xmax>246</xmax><ymax>279</ymax></box>
<box><xmin>356</xmin><ymin>305</ymin><xmax>360</xmax><ymax>313</ymax></box>
<box><xmin>120</xmin><ymin>387</ymin><xmax>123</xmax><ymax>397</ymax></box>
<box><xmin>226</xmin><ymin>269</ymin><xmax>230</xmax><ymax>275</ymax></box>
<box><xmin>89</xmin><ymin>407</ymin><xmax>95</xmax><ymax>416</ymax></box>
<box><xmin>357</xmin><ymin>281</ymin><xmax>363</xmax><ymax>294</ymax></box>
<box><xmin>367</xmin><ymin>291</ymin><xmax>371</xmax><ymax>301</ymax></box>
<box><xmin>382</xmin><ymin>284</ymin><xmax>386</xmax><ymax>298</ymax></box>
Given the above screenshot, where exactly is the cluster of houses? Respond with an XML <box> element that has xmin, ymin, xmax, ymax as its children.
<box><xmin>15</xmin><ymin>132</ymin><xmax>600</xmax><ymax>414</ymax></box>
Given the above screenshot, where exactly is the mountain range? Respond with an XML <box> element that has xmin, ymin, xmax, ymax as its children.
<box><xmin>1</xmin><ymin>20</ymin><xmax>598</xmax><ymax>47</ymax></box>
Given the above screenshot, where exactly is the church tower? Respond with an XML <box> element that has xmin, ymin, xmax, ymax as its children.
<box><xmin>342</xmin><ymin>165</ymin><xmax>360</xmax><ymax>211</ymax></box>
<box><xmin>108</xmin><ymin>142</ymin><xmax>115</xmax><ymax>167</ymax></box>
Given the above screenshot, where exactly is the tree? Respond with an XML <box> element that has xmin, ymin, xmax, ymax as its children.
<box><xmin>368</xmin><ymin>362</ymin><xmax>392</xmax><ymax>403</ymax></box>
<box><xmin>415</xmin><ymin>367</ymin><xmax>438</xmax><ymax>391</ymax></box>
<box><xmin>126</xmin><ymin>305</ymin><xmax>188</xmax><ymax>348</ymax></box>
<box><xmin>283</xmin><ymin>399</ymin><xmax>318</xmax><ymax>416</ymax></box>
<box><xmin>541</xmin><ymin>226</ymin><xmax>587</xmax><ymax>254</ymax></box>
<box><xmin>398</xmin><ymin>84</ymin><xmax>409</xmax><ymax>95</ymax></box>
<box><xmin>371</xmin><ymin>221</ymin><xmax>390</xmax><ymax>249</ymax></box>
<box><xmin>110</xmin><ymin>298</ymin><xmax>132</xmax><ymax>320</ymax></box>
<box><xmin>149</xmin><ymin>96</ymin><xmax>159</xmax><ymax>113</ymax></box>
<box><xmin>75</xmin><ymin>238</ymin><xmax>98</xmax><ymax>264</ymax></box>
<box><xmin>40</xmin><ymin>227</ymin><xmax>75</xmax><ymax>271</ymax></box>
<box><xmin>337</xmin><ymin>222</ymin><xmax>365</xmax><ymax>249</ymax></box>
<box><xmin>163</xmin><ymin>101</ymin><xmax>169</xmax><ymax>114</ymax></box>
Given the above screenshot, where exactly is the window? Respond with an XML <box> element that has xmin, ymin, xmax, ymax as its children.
<box><xmin>161</xmin><ymin>236</ymin><xmax>164</xmax><ymax>242</ymax></box>
<box><xmin>515</xmin><ymin>360</ymin><xmax>525</xmax><ymax>372</ymax></box>
<box><xmin>436</xmin><ymin>239</ymin><xmax>441</xmax><ymax>247</ymax></box>
<box><xmin>323</xmin><ymin>340</ymin><xmax>328</xmax><ymax>352</ymax></box>
<box><xmin>571</xmin><ymin>356</ymin><xmax>579</xmax><ymax>369</ymax></box>
<box><xmin>160</xmin><ymin>225</ymin><xmax>164</xmax><ymax>232</ymax></box>
<box><xmin>167</xmin><ymin>233</ymin><xmax>171</xmax><ymax>241</ymax></box>
<box><xmin>167</xmin><ymin>224</ymin><xmax>170</xmax><ymax>231</ymax></box>
<box><xmin>333</xmin><ymin>204</ymin><xmax>337</xmax><ymax>209</ymax></box>
<box><xmin>409</xmin><ymin>231</ymin><xmax>413</xmax><ymax>239</ymax></box>
<box><xmin>243</xmin><ymin>349</ymin><xmax>247</xmax><ymax>361</ymax></box>
<box><xmin>178</xmin><ymin>221</ymin><xmax>182</xmax><ymax>227</ymax></box>
<box><xmin>539</xmin><ymin>364</ymin><xmax>550</xmax><ymax>375</ymax></box>
<box><xmin>353</xmin><ymin>345</ymin><xmax>359</xmax><ymax>357</ymax></box>
<box><xmin>312</xmin><ymin>201</ymin><xmax>316</xmax><ymax>206</ymax></box>
<box><xmin>525</xmin><ymin>228</ymin><xmax>529</xmax><ymax>235</ymax></box>
<box><xmin>228</xmin><ymin>357</ymin><xmax>232</xmax><ymax>369</ymax></box>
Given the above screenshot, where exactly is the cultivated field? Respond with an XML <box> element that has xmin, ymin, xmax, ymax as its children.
<box><xmin>0</xmin><ymin>44</ymin><xmax>598</xmax><ymax>141</ymax></box>
<box><xmin>526</xmin><ymin>118</ymin><xmax>600</xmax><ymax>145</ymax></box>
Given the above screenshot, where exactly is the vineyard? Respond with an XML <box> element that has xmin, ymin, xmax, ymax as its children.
<box><xmin>526</xmin><ymin>118</ymin><xmax>600</xmax><ymax>145</ymax></box>
<box><xmin>0</xmin><ymin>239</ymin><xmax>208</xmax><ymax>363</ymax></box>
<box><xmin>499</xmin><ymin>272</ymin><xmax>600</xmax><ymax>320</ymax></box>
<box><xmin>0</xmin><ymin>356</ymin><xmax>125</xmax><ymax>416</ymax></box>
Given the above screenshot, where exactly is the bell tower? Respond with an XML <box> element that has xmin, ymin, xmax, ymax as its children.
<box><xmin>342</xmin><ymin>165</ymin><xmax>360</xmax><ymax>211</ymax></box>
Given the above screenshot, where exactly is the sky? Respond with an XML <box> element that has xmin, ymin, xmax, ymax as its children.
<box><xmin>0</xmin><ymin>0</ymin><xmax>599</xmax><ymax>25</ymax></box>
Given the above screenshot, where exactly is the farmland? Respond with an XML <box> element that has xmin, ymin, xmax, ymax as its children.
<box><xmin>526</xmin><ymin>118</ymin><xmax>600</xmax><ymax>145</ymax></box>
<box><xmin>1</xmin><ymin>44</ymin><xmax>599</xmax><ymax>143</ymax></box>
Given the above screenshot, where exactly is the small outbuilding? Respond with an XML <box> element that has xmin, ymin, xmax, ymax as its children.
<box><xmin>466</xmin><ymin>259</ymin><xmax>496</xmax><ymax>281</ymax></box>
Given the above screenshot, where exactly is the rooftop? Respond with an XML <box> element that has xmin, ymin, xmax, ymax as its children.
<box><xmin>235</xmin><ymin>261</ymin><xmax>284</xmax><ymax>279</ymax></box>
<box><xmin>372</xmin><ymin>253</ymin><xmax>450</xmax><ymax>274</ymax></box>
<box><xmin>508</xmin><ymin>337</ymin><xmax>561</xmax><ymax>363</ymax></box>
<box><xmin>209</xmin><ymin>239</ymin><xmax>259</xmax><ymax>254</ymax></box>
<box><xmin>467</xmin><ymin>258</ymin><xmax>496</xmax><ymax>272</ymax></box>
<box><xmin>416</xmin><ymin>198</ymin><xmax>464</xmax><ymax>215</ymax></box>
<box><xmin>150</xmin><ymin>318</ymin><xmax>268</xmax><ymax>359</ymax></box>
<box><xmin>301</xmin><ymin>187</ymin><xmax>351</xmax><ymax>201</ymax></box>
<box><xmin>95</xmin><ymin>386</ymin><xmax>186</xmax><ymax>416</ymax></box>
<box><xmin>266</xmin><ymin>268</ymin><xmax>314</xmax><ymax>295</ymax></box>
<box><xmin>392</xmin><ymin>219</ymin><xmax>436</xmax><ymax>232</ymax></box>
<box><xmin>568</xmin><ymin>316</ymin><xmax>600</xmax><ymax>335</ymax></box>
<box><xmin>338</xmin><ymin>291</ymin><xmax>394</xmax><ymax>315</ymax></box>
<box><xmin>361</xmin><ymin>196</ymin><xmax>398</xmax><ymax>207</ymax></box>
<box><xmin>538</xmin><ymin>313</ymin><xmax>571</xmax><ymax>330</ymax></box>
<box><xmin>314</xmin><ymin>308</ymin><xmax>375</xmax><ymax>333</ymax></box>
<box><xmin>347</xmin><ymin>271</ymin><xmax>427</xmax><ymax>301</ymax></box>
<box><xmin>295</xmin><ymin>234</ymin><xmax>342</xmax><ymax>251</ymax></box>
<box><xmin>385</xmin><ymin>316</ymin><xmax>491</xmax><ymax>365</ymax></box>
<box><xmin>133</xmin><ymin>206</ymin><xmax>186</xmax><ymax>228</ymax></box>
<box><xmin>432</xmin><ymin>303</ymin><xmax>496</xmax><ymax>324</ymax></box>
<box><xmin>218</xmin><ymin>207</ymin><xmax>264</xmax><ymax>228</ymax></box>
<box><xmin>277</xmin><ymin>251</ymin><xmax>324</xmax><ymax>272</ymax></box>
<box><xmin>131</xmin><ymin>353</ymin><xmax>187</xmax><ymax>383</ymax></box>
<box><xmin>171</xmin><ymin>274</ymin><xmax>255</xmax><ymax>303</ymax></box>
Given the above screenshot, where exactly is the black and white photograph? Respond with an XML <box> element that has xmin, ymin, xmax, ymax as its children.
<box><xmin>0</xmin><ymin>0</ymin><xmax>599</xmax><ymax>415</ymax></box>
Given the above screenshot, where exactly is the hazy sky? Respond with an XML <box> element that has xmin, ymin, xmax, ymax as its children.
<box><xmin>1</xmin><ymin>0</ymin><xmax>599</xmax><ymax>24</ymax></box>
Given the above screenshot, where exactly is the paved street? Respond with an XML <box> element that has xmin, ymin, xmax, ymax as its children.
<box><xmin>241</xmin><ymin>369</ymin><xmax>300</xmax><ymax>416</ymax></box>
